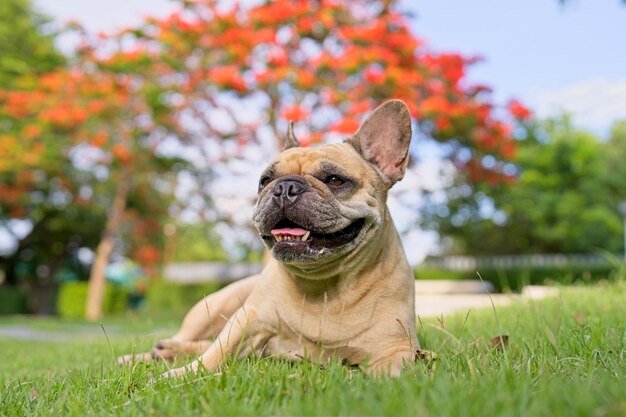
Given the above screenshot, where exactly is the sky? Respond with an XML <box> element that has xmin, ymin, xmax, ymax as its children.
<box><xmin>409</xmin><ymin>0</ymin><xmax>626</xmax><ymax>134</ymax></box>
<box><xmin>24</xmin><ymin>0</ymin><xmax>626</xmax><ymax>263</ymax></box>
<box><xmin>34</xmin><ymin>0</ymin><xmax>626</xmax><ymax>134</ymax></box>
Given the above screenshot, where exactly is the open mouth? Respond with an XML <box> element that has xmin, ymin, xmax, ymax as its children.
<box><xmin>265</xmin><ymin>218</ymin><xmax>365</xmax><ymax>250</ymax></box>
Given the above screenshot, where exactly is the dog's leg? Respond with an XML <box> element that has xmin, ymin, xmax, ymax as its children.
<box><xmin>366</xmin><ymin>346</ymin><xmax>415</xmax><ymax>378</ymax></box>
<box><xmin>160</xmin><ymin>304</ymin><xmax>258</xmax><ymax>378</ymax></box>
<box><xmin>169</xmin><ymin>275</ymin><xmax>260</xmax><ymax>338</ymax></box>
<box><xmin>366</xmin><ymin>353</ymin><xmax>411</xmax><ymax>377</ymax></box>
<box><xmin>117</xmin><ymin>274</ymin><xmax>260</xmax><ymax>365</ymax></box>
<box><xmin>151</xmin><ymin>339</ymin><xmax>213</xmax><ymax>357</ymax></box>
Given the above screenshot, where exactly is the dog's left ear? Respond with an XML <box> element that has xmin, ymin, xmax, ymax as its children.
<box><xmin>346</xmin><ymin>99</ymin><xmax>412</xmax><ymax>185</ymax></box>
<box><xmin>283</xmin><ymin>122</ymin><xmax>300</xmax><ymax>150</ymax></box>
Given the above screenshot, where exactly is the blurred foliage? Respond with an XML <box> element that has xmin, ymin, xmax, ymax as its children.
<box><xmin>167</xmin><ymin>222</ymin><xmax>266</xmax><ymax>263</ymax></box>
<box><xmin>604</xmin><ymin>121</ymin><xmax>626</xmax><ymax>204</ymax></box>
<box><xmin>145</xmin><ymin>280</ymin><xmax>222</xmax><ymax>312</ymax></box>
<box><xmin>0</xmin><ymin>0</ymin><xmax>64</xmax><ymax>88</ymax></box>
<box><xmin>56</xmin><ymin>281</ymin><xmax>127</xmax><ymax>318</ymax></box>
<box><xmin>169</xmin><ymin>223</ymin><xmax>228</xmax><ymax>263</ymax></box>
<box><xmin>0</xmin><ymin>0</ymin><xmax>186</xmax><ymax>317</ymax></box>
<box><xmin>414</xmin><ymin>264</ymin><xmax>616</xmax><ymax>292</ymax></box>
<box><xmin>0</xmin><ymin>285</ymin><xmax>27</xmax><ymax>314</ymax></box>
<box><xmin>425</xmin><ymin>116</ymin><xmax>626</xmax><ymax>255</ymax></box>
<box><xmin>0</xmin><ymin>0</ymin><xmax>102</xmax><ymax>313</ymax></box>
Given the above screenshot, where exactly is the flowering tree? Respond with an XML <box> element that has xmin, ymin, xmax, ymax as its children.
<box><xmin>103</xmin><ymin>0</ymin><xmax>517</xmax><ymax>170</ymax></box>
<box><xmin>91</xmin><ymin>0</ymin><xmax>522</xmax><ymax>253</ymax></box>
<box><xmin>1</xmin><ymin>0</ymin><xmax>525</xmax><ymax>317</ymax></box>
<box><xmin>0</xmin><ymin>66</ymin><xmax>182</xmax><ymax>316</ymax></box>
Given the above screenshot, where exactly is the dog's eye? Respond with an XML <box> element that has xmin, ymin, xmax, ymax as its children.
<box><xmin>258</xmin><ymin>176</ymin><xmax>271</xmax><ymax>192</ymax></box>
<box><xmin>325</xmin><ymin>175</ymin><xmax>345</xmax><ymax>187</ymax></box>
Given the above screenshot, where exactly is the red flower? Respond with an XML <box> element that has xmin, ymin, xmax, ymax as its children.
<box><xmin>208</xmin><ymin>66</ymin><xmax>247</xmax><ymax>92</ymax></box>
<box><xmin>111</xmin><ymin>144</ymin><xmax>132</xmax><ymax>164</ymax></box>
<box><xmin>435</xmin><ymin>118</ymin><xmax>452</xmax><ymax>131</ymax></box>
<box><xmin>348</xmin><ymin>100</ymin><xmax>373</xmax><ymax>115</ymax></box>
<box><xmin>4</xmin><ymin>91</ymin><xmax>32</xmax><ymax>118</ymax></box>
<box><xmin>136</xmin><ymin>245</ymin><xmax>160</xmax><ymax>264</ymax></box>
<box><xmin>254</xmin><ymin>70</ymin><xmax>275</xmax><ymax>85</ymax></box>
<box><xmin>364</xmin><ymin>67</ymin><xmax>386</xmax><ymax>85</ymax></box>
<box><xmin>421</xmin><ymin>95</ymin><xmax>451</xmax><ymax>115</ymax></box>
<box><xmin>296</xmin><ymin>70</ymin><xmax>315</xmax><ymax>89</ymax></box>
<box><xmin>87</xmin><ymin>99</ymin><xmax>106</xmax><ymax>114</ymax></box>
<box><xmin>281</xmin><ymin>105</ymin><xmax>309</xmax><ymax>122</ymax></box>
<box><xmin>297</xmin><ymin>16</ymin><xmax>315</xmax><ymax>33</ymax></box>
<box><xmin>500</xmin><ymin>140</ymin><xmax>517</xmax><ymax>160</ymax></box>
<box><xmin>507</xmin><ymin>99</ymin><xmax>532</xmax><ymax>121</ymax></box>
<box><xmin>268</xmin><ymin>47</ymin><xmax>289</xmax><ymax>67</ymax></box>
<box><xmin>329</xmin><ymin>118</ymin><xmax>360</xmax><ymax>134</ymax></box>
<box><xmin>23</xmin><ymin>124</ymin><xmax>42</xmax><ymax>140</ymax></box>
<box><xmin>91</xmin><ymin>131</ymin><xmax>108</xmax><ymax>147</ymax></box>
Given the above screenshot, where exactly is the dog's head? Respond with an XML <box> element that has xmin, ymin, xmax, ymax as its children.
<box><xmin>252</xmin><ymin>100</ymin><xmax>412</xmax><ymax>269</ymax></box>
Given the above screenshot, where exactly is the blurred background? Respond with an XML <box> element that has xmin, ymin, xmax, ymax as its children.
<box><xmin>1</xmin><ymin>0</ymin><xmax>625</xmax><ymax>319</ymax></box>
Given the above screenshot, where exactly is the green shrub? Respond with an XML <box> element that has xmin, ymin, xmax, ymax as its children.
<box><xmin>414</xmin><ymin>265</ymin><xmax>615</xmax><ymax>292</ymax></box>
<box><xmin>412</xmin><ymin>268</ymin><xmax>469</xmax><ymax>281</ymax></box>
<box><xmin>0</xmin><ymin>286</ymin><xmax>27</xmax><ymax>315</ymax></box>
<box><xmin>145</xmin><ymin>280</ymin><xmax>223</xmax><ymax>312</ymax></box>
<box><xmin>57</xmin><ymin>281</ymin><xmax>128</xmax><ymax>318</ymax></box>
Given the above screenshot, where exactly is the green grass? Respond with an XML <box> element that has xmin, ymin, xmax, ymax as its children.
<box><xmin>1</xmin><ymin>283</ymin><xmax>625</xmax><ymax>417</ymax></box>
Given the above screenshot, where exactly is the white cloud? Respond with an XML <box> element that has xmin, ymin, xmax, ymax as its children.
<box><xmin>532</xmin><ymin>77</ymin><xmax>626</xmax><ymax>133</ymax></box>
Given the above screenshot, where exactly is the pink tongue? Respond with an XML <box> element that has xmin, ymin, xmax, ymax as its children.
<box><xmin>271</xmin><ymin>227</ymin><xmax>308</xmax><ymax>236</ymax></box>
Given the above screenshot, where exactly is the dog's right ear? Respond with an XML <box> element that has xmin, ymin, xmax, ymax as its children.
<box><xmin>283</xmin><ymin>122</ymin><xmax>300</xmax><ymax>150</ymax></box>
<box><xmin>346</xmin><ymin>99</ymin><xmax>412</xmax><ymax>185</ymax></box>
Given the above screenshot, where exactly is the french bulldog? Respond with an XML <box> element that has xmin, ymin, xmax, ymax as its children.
<box><xmin>119</xmin><ymin>99</ymin><xmax>419</xmax><ymax>377</ymax></box>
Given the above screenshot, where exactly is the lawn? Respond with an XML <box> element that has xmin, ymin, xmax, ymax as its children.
<box><xmin>1</xmin><ymin>282</ymin><xmax>625</xmax><ymax>417</ymax></box>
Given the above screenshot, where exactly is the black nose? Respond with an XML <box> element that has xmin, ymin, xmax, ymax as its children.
<box><xmin>272</xmin><ymin>176</ymin><xmax>308</xmax><ymax>204</ymax></box>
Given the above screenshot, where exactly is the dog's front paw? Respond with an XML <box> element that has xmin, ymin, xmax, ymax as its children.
<box><xmin>116</xmin><ymin>352</ymin><xmax>153</xmax><ymax>366</ymax></box>
<box><xmin>150</xmin><ymin>338</ymin><xmax>180</xmax><ymax>361</ymax></box>
<box><xmin>161</xmin><ymin>362</ymin><xmax>199</xmax><ymax>379</ymax></box>
<box><xmin>366</xmin><ymin>351</ymin><xmax>413</xmax><ymax>378</ymax></box>
<box><xmin>367</xmin><ymin>361</ymin><xmax>403</xmax><ymax>378</ymax></box>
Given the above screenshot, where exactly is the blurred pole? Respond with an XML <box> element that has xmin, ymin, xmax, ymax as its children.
<box><xmin>619</xmin><ymin>202</ymin><xmax>626</xmax><ymax>261</ymax></box>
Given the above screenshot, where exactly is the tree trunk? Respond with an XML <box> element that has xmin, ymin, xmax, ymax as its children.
<box><xmin>85</xmin><ymin>175</ymin><xmax>129</xmax><ymax>321</ymax></box>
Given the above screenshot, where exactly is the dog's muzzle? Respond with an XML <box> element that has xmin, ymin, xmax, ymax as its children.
<box><xmin>271</xmin><ymin>176</ymin><xmax>310</xmax><ymax>207</ymax></box>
